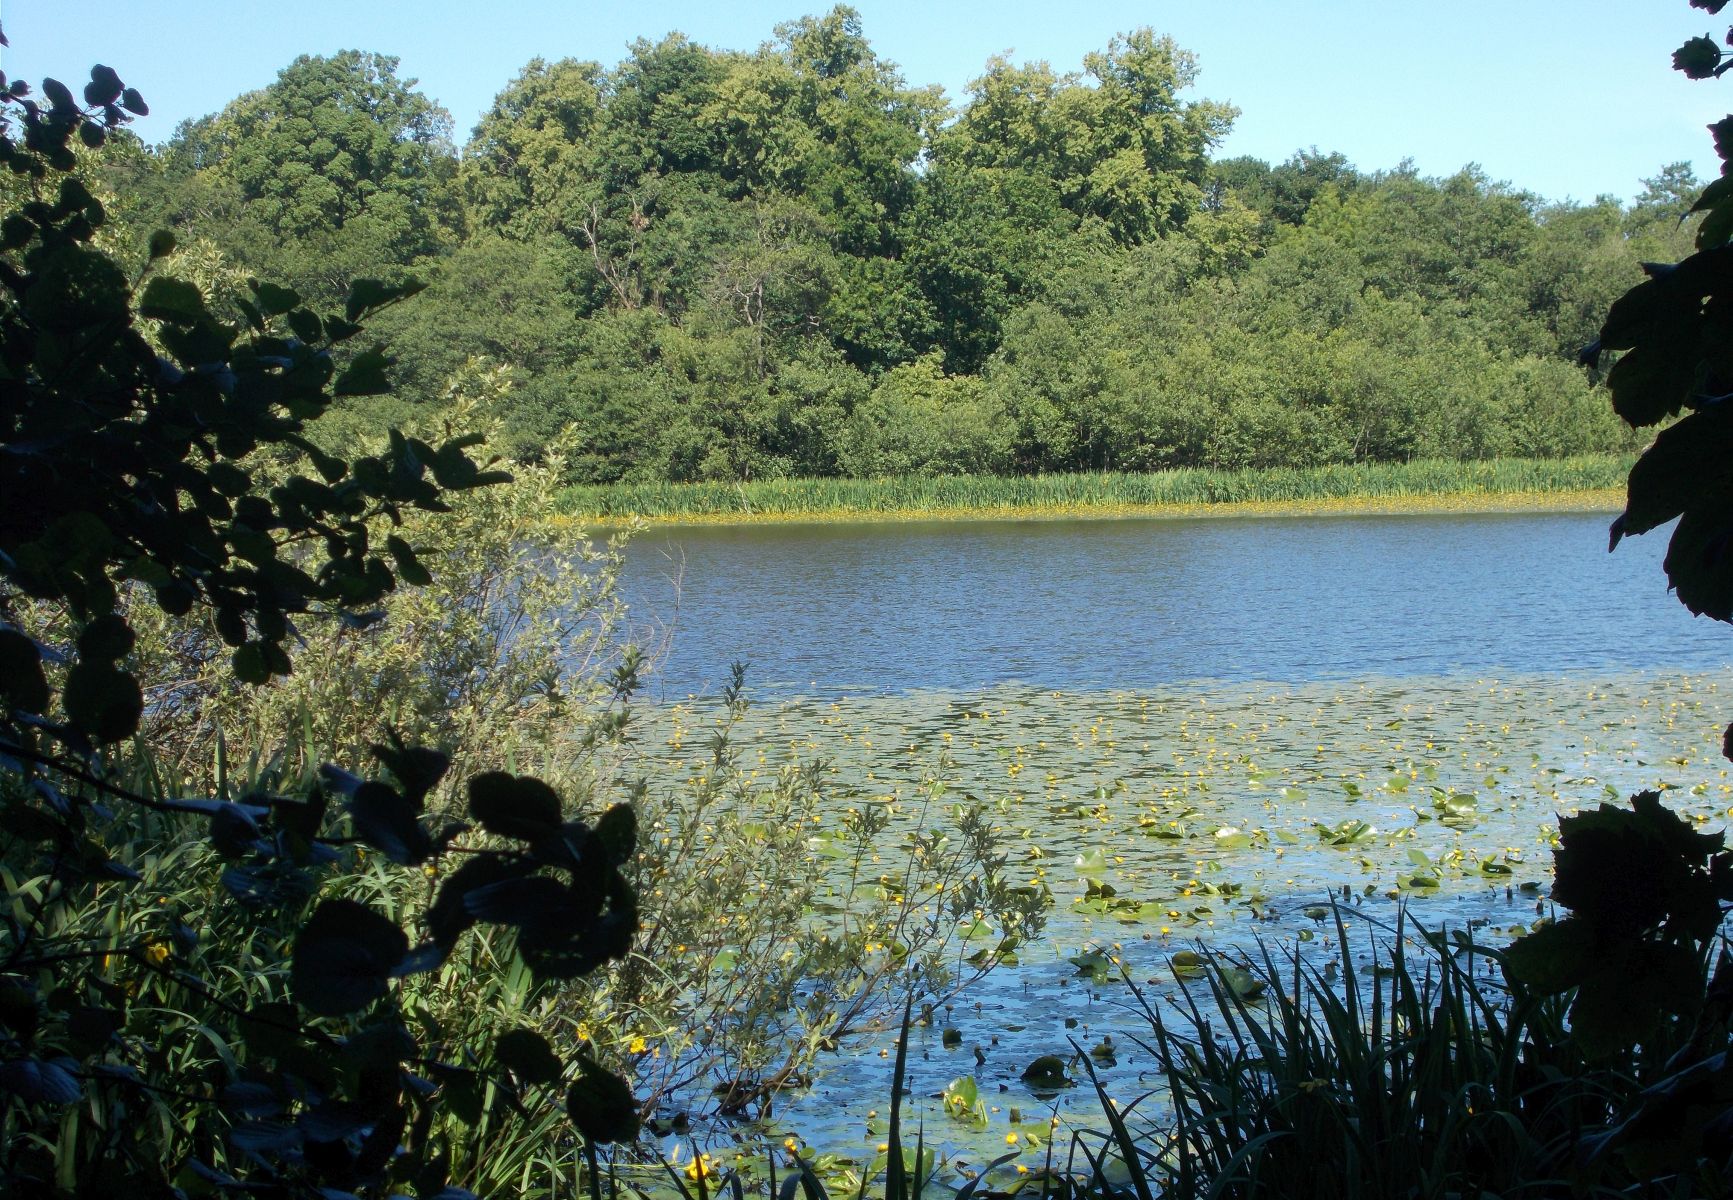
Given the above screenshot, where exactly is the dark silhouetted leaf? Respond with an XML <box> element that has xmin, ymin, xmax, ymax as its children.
<box><xmin>595</xmin><ymin>803</ymin><xmax>636</xmax><ymax>866</ymax></box>
<box><xmin>251</xmin><ymin>280</ymin><xmax>300</xmax><ymax>317</ymax></box>
<box><xmin>0</xmin><ymin>629</ymin><xmax>49</xmax><ymax>713</ymax></box>
<box><xmin>62</xmin><ymin>662</ymin><xmax>141</xmax><ymax>743</ymax></box>
<box><xmin>468</xmin><ymin>772</ymin><xmax>563</xmax><ymax>841</ymax></box>
<box><xmin>334</xmin><ymin>346</ymin><xmax>396</xmax><ymax>396</ymax></box>
<box><xmin>495</xmin><ymin>1029</ymin><xmax>563</xmax><ymax>1086</ymax></box>
<box><xmin>83</xmin><ymin>66</ymin><xmax>122</xmax><ymax>107</ymax></box>
<box><xmin>350</xmin><ymin>781</ymin><xmax>432</xmax><ymax>865</ymax></box>
<box><xmin>462</xmin><ymin>876</ymin><xmax>585</xmax><ymax>928</ymax></box>
<box><xmin>0</xmin><ymin>1057</ymin><xmax>82</xmax><ymax>1104</ymax></box>
<box><xmin>137</xmin><ymin>276</ymin><xmax>208</xmax><ymax>326</ymax></box>
<box><xmin>371</xmin><ymin>736</ymin><xmax>448</xmax><ymax>804</ymax></box>
<box><xmin>566</xmin><ymin>1058</ymin><xmax>638</xmax><ymax>1144</ymax></box>
<box><xmin>344</xmin><ymin>277</ymin><xmax>426</xmax><ymax>322</ymax></box>
<box><xmin>386</xmin><ymin>535</ymin><xmax>432</xmax><ymax>587</ymax></box>
<box><xmin>291</xmin><ymin>899</ymin><xmax>408</xmax><ymax>1016</ymax></box>
<box><xmin>1503</xmin><ymin>918</ymin><xmax>1596</xmax><ymax>993</ymax></box>
<box><xmin>209</xmin><ymin>802</ymin><xmax>263</xmax><ymax>857</ymax></box>
<box><xmin>76</xmin><ymin>613</ymin><xmax>133</xmax><ymax>663</ymax></box>
<box><xmin>427</xmin><ymin>855</ymin><xmax>529</xmax><ymax>949</ymax></box>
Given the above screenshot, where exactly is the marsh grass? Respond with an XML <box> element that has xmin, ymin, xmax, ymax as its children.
<box><xmin>1115</xmin><ymin>907</ymin><xmax>1702</xmax><ymax>1200</ymax></box>
<box><xmin>556</xmin><ymin>457</ymin><xmax>1630</xmax><ymax>525</ymax></box>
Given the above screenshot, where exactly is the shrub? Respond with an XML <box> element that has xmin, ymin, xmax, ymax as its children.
<box><xmin>0</xmin><ymin>58</ymin><xmax>641</xmax><ymax>1198</ymax></box>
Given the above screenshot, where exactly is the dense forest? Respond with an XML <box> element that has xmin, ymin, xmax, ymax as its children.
<box><xmin>82</xmin><ymin>6</ymin><xmax>1701</xmax><ymax>482</ymax></box>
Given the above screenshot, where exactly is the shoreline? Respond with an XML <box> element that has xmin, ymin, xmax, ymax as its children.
<box><xmin>551</xmin><ymin>486</ymin><xmax>1625</xmax><ymax>529</ymax></box>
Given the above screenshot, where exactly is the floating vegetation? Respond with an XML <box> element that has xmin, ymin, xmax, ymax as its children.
<box><xmin>631</xmin><ymin>668</ymin><xmax>1731</xmax><ymax>1166</ymax></box>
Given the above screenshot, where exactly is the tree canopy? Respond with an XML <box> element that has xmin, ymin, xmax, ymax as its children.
<box><xmin>74</xmin><ymin>5</ymin><xmax>1693</xmax><ymax>485</ymax></box>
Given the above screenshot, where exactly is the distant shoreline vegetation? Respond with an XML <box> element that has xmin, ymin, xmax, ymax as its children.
<box><xmin>555</xmin><ymin>454</ymin><xmax>1630</xmax><ymax>525</ymax></box>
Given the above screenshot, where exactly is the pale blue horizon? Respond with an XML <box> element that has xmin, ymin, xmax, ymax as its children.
<box><xmin>2</xmin><ymin>0</ymin><xmax>1726</xmax><ymax>204</ymax></box>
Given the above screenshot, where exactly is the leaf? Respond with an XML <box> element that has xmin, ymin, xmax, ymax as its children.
<box><xmin>345</xmin><ymin>276</ymin><xmax>427</xmax><ymax>323</ymax></box>
<box><xmin>77</xmin><ymin>613</ymin><xmax>134</xmax><ymax>663</ymax></box>
<box><xmin>209</xmin><ymin>802</ymin><xmax>263</xmax><ymax>857</ymax></box>
<box><xmin>1218</xmin><ymin>966</ymin><xmax>1266</xmax><ymax>1001</ymax></box>
<box><xmin>83</xmin><ymin>65</ymin><xmax>122</xmax><ymax>108</ymax></box>
<box><xmin>385</xmin><ymin>535</ymin><xmax>432</xmax><ymax>587</ymax></box>
<box><xmin>1018</xmin><ymin>1054</ymin><xmax>1071</xmax><ymax>1089</ymax></box>
<box><xmin>495</xmin><ymin>1029</ymin><xmax>563</xmax><ymax>1086</ymax></box>
<box><xmin>1503</xmin><ymin>917</ymin><xmax>1596</xmax><ymax>993</ymax></box>
<box><xmin>370</xmin><ymin>737</ymin><xmax>449</xmax><ymax>804</ymax></box>
<box><xmin>566</xmin><ymin>1058</ymin><xmax>639</xmax><ymax>1144</ymax></box>
<box><xmin>1607</xmin><ymin>335</ymin><xmax>1701</xmax><ymax>428</ymax></box>
<box><xmin>1673</xmin><ymin>35</ymin><xmax>1724</xmax><ymax>78</ymax></box>
<box><xmin>350</xmin><ymin>781</ymin><xmax>433</xmax><ymax>865</ymax></box>
<box><xmin>1170</xmin><ymin>949</ymin><xmax>1208</xmax><ymax>979</ymax></box>
<box><xmin>594</xmin><ymin>803</ymin><xmax>636</xmax><ymax>865</ymax></box>
<box><xmin>334</xmin><ymin>346</ymin><xmax>395</xmax><ymax>397</ymax></box>
<box><xmin>287</xmin><ymin>307</ymin><xmax>323</xmax><ymax>344</ymax></box>
<box><xmin>41</xmin><ymin>78</ymin><xmax>76</xmax><ymax>114</ymax></box>
<box><xmin>250</xmin><ymin>280</ymin><xmax>301</xmax><ymax>317</ymax></box>
<box><xmin>1619</xmin><ymin>407</ymin><xmax>1733</xmax><ymax>536</ymax></box>
<box><xmin>1664</xmin><ymin>489</ymin><xmax>1733</xmax><ymax>621</ymax></box>
<box><xmin>62</xmin><ymin>662</ymin><xmax>142</xmax><ymax>743</ymax></box>
<box><xmin>0</xmin><ymin>1057</ymin><xmax>82</xmax><ymax>1104</ymax></box>
<box><xmin>291</xmin><ymin>899</ymin><xmax>409</xmax><ymax>1016</ymax></box>
<box><xmin>231</xmin><ymin>643</ymin><xmax>271</xmax><ymax>685</ymax></box>
<box><xmin>467</xmin><ymin>772</ymin><xmax>563</xmax><ymax>841</ymax></box>
<box><xmin>137</xmin><ymin>276</ymin><xmax>209</xmax><ymax>326</ymax></box>
<box><xmin>0</xmin><ymin>629</ymin><xmax>50</xmax><ymax>713</ymax></box>
<box><xmin>426</xmin><ymin>855</ymin><xmax>529</xmax><ymax>949</ymax></box>
<box><xmin>461</xmin><ymin>876</ymin><xmax>588</xmax><ymax>928</ymax></box>
<box><xmin>119</xmin><ymin>87</ymin><xmax>147</xmax><ymax>116</ymax></box>
<box><xmin>220</xmin><ymin>1082</ymin><xmax>284</xmax><ymax>1119</ymax></box>
<box><xmin>144</xmin><ymin>228</ymin><xmax>176</xmax><ymax>261</ymax></box>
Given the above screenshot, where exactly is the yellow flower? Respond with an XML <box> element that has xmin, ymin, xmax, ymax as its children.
<box><xmin>629</xmin><ymin>1035</ymin><xmax>648</xmax><ymax>1054</ymax></box>
<box><xmin>144</xmin><ymin>940</ymin><xmax>171</xmax><ymax>966</ymax></box>
<box><xmin>1005</xmin><ymin>1133</ymin><xmax>1019</xmax><ymax>1145</ymax></box>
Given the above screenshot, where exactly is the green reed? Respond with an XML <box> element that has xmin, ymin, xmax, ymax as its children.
<box><xmin>556</xmin><ymin>457</ymin><xmax>1630</xmax><ymax>523</ymax></box>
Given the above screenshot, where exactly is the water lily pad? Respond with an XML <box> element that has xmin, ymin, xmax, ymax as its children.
<box><xmin>1019</xmin><ymin>1055</ymin><xmax>1072</xmax><ymax>1089</ymax></box>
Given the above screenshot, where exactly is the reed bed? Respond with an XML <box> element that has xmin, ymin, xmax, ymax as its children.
<box><xmin>555</xmin><ymin>456</ymin><xmax>1630</xmax><ymax>525</ymax></box>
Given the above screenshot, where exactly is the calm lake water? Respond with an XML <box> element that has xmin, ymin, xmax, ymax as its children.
<box><xmin>617</xmin><ymin>511</ymin><xmax>1728</xmax><ymax>696</ymax></box>
<box><xmin>602</xmin><ymin>511</ymin><xmax>1732</xmax><ymax>1168</ymax></box>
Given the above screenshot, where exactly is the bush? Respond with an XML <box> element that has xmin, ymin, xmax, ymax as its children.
<box><xmin>0</xmin><ymin>60</ymin><xmax>642</xmax><ymax>1198</ymax></box>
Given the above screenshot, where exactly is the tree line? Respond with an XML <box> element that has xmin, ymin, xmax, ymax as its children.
<box><xmin>86</xmin><ymin>5</ymin><xmax>1700</xmax><ymax>483</ymax></box>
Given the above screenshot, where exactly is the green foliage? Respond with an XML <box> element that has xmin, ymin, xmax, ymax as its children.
<box><xmin>936</xmin><ymin>30</ymin><xmax>1235</xmax><ymax>245</ymax></box>
<box><xmin>1504</xmin><ymin>792</ymin><xmax>1732</xmax><ymax>1056</ymax></box>
<box><xmin>194</xmin><ymin>50</ymin><xmax>457</xmax><ymax>299</ymax></box>
<box><xmin>1122</xmin><ymin>899</ymin><xmax>1728</xmax><ymax>1199</ymax></box>
<box><xmin>837</xmin><ymin>355</ymin><xmax>1014</xmax><ymax>476</ymax></box>
<box><xmin>1597</xmin><ymin>8</ymin><xmax>1733</xmax><ymax>627</ymax></box>
<box><xmin>78</xmin><ymin>10</ymin><xmax>1680</xmax><ymax>485</ymax></box>
<box><xmin>0</xmin><ymin>61</ymin><xmax>642</xmax><ymax>1197</ymax></box>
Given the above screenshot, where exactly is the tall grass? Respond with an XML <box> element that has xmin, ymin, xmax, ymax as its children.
<box><xmin>1120</xmin><ymin>909</ymin><xmax>1699</xmax><ymax>1200</ymax></box>
<box><xmin>556</xmin><ymin>457</ymin><xmax>1631</xmax><ymax>523</ymax></box>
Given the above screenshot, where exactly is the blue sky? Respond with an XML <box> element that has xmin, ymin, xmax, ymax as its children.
<box><xmin>2</xmin><ymin>1</ymin><xmax>1725</xmax><ymax>204</ymax></box>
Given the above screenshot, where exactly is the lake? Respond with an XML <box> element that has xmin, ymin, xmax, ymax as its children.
<box><xmin>616</xmin><ymin>511</ymin><xmax>1727</xmax><ymax>698</ymax></box>
<box><xmin>601</xmin><ymin>510</ymin><xmax>1732</xmax><ymax>1172</ymax></box>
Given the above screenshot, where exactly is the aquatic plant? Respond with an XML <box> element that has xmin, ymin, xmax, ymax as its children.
<box><xmin>557</xmin><ymin>456</ymin><xmax>1630</xmax><ymax>524</ymax></box>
